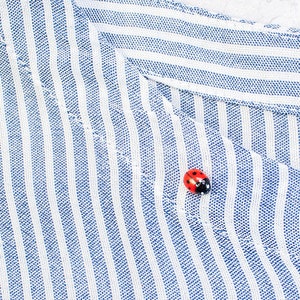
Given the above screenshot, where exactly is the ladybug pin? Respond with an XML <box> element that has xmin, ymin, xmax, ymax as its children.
<box><xmin>183</xmin><ymin>168</ymin><xmax>211</xmax><ymax>195</ymax></box>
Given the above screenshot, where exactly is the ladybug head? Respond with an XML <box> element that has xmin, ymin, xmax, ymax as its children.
<box><xmin>195</xmin><ymin>178</ymin><xmax>211</xmax><ymax>195</ymax></box>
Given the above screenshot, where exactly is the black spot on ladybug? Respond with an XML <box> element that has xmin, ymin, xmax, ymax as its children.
<box><xmin>195</xmin><ymin>178</ymin><xmax>211</xmax><ymax>194</ymax></box>
<box><xmin>186</xmin><ymin>180</ymin><xmax>190</xmax><ymax>184</ymax></box>
<box><xmin>192</xmin><ymin>171</ymin><xmax>197</xmax><ymax>175</ymax></box>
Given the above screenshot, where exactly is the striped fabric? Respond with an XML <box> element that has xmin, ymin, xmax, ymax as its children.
<box><xmin>0</xmin><ymin>0</ymin><xmax>299</xmax><ymax>299</ymax></box>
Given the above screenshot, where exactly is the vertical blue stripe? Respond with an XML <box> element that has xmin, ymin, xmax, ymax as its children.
<box><xmin>156</xmin><ymin>82</ymin><xmax>172</xmax><ymax>103</ymax></box>
<box><xmin>274</xmin><ymin>112</ymin><xmax>290</xmax><ymax>165</ymax></box>
<box><xmin>202</xmin><ymin>98</ymin><xmax>220</xmax><ymax>140</ymax></box>
<box><xmin>250</xmin><ymin>108</ymin><xmax>267</xmax><ymax>157</ymax></box>
<box><xmin>179</xmin><ymin>90</ymin><xmax>197</xmax><ymax>120</ymax></box>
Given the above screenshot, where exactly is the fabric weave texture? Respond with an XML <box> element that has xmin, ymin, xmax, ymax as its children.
<box><xmin>0</xmin><ymin>0</ymin><xmax>300</xmax><ymax>299</ymax></box>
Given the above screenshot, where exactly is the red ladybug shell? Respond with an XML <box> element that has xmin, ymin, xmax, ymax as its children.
<box><xmin>183</xmin><ymin>168</ymin><xmax>211</xmax><ymax>195</ymax></box>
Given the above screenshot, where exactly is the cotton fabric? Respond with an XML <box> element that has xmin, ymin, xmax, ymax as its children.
<box><xmin>0</xmin><ymin>0</ymin><xmax>300</xmax><ymax>299</ymax></box>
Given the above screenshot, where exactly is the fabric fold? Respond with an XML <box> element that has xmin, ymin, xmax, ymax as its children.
<box><xmin>0</xmin><ymin>0</ymin><xmax>300</xmax><ymax>298</ymax></box>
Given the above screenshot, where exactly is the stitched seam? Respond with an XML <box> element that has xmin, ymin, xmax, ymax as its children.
<box><xmin>0</xmin><ymin>33</ymin><xmax>103</xmax><ymax>138</ymax></box>
<box><xmin>135</xmin><ymin>65</ymin><xmax>300</xmax><ymax>117</ymax></box>
<box><xmin>66</xmin><ymin>7</ymin><xmax>300</xmax><ymax>260</ymax></box>
<box><xmin>88</xmin><ymin>118</ymin><xmax>300</xmax><ymax>262</ymax></box>
<box><xmin>74</xmin><ymin>2</ymin><xmax>300</xmax><ymax>116</ymax></box>
<box><xmin>65</xmin><ymin>98</ymin><xmax>299</xmax><ymax>262</ymax></box>
<box><xmin>109</xmin><ymin>100</ymin><xmax>300</xmax><ymax>171</ymax></box>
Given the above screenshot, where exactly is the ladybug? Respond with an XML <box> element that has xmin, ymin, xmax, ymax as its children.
<box><xmin>183</xmin><ymin>168</ymin><xmax>211</xmax><ymax>195</ymax></box>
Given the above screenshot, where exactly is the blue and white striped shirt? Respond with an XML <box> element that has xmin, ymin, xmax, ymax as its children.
<box><xmin>0</xmin><ymin>0</ymin><xmax>300</xmax><ymax>298</ymax></box>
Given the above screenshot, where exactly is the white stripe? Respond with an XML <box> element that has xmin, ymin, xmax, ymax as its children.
<box><xmin>88</xmin><ymin>25</ymin><xmax>144</xmax><ymax>299</ymax></box>
<box><xmin>1</xmin><ymin>3</ymin><xmax>51</xmax><ymax>297</ymax></box>
<box><xmin>288</xmin><ymin>114</ymin><xmax>300</xmax><ymax>170</ymax></box>
<box><xmin>92</xmin><ymin>23</ymin><xmax>300</xmax><ymax>59</ymax></box>
<box><xmin>169</xmin><ymin>108</ymin><xmax>213</xmax><ymax>299</ymax></box>
<box><xmin>0</xmin><ymin>78</ymin><xmax>32</xmax><ymax>299</ymax></box>
<box><xmin>43</xmin><ymin>0</ymin><xmax>83</xmax><ymax>297</ymax></box>
<box><xmin>274</xmin><ymin>164</ymin><xmax>300</xmax><ymax>295</ymax></box>
<box><xmin>139</xmin><ymin>74</ymin><xmax>152</xmax><ymax>111</ymax></box>
<box><xmin>240</xmin><ymin>106</ymin><xmax>252</xmax><ymax>150</ymax></box>
<box><xmin>116</xmin><ymin>54</ymin><xmax>167</xmax><ymax>298</ymax></box>
<box><xmin>170</xmin><ymin>87</ymin><xmax>181</xmax><ymax>109</ymax></box>
<box><xmin>0</xmin><ymin>86</ymin><xmax>12</xmax><ymax>300</ymax></box>
<box><xmin>264</xmin><ymin>111</ymin><xmax>276</xmax><ymax>160</ymax></box>
<box><xmin>162</xmin><ymin>96</ymin><xmax>174</xmax><ymax>115</ymax></box>
<box><xmin>194</xmin><ymin>97</ymin><xmax>238</xmax><ymax>300</ymax></box>
<box><xmin>77</xmin><ymin>0</ymin><xmax>296</xmax><ymax>35</ymax></box>
<box><xmin>249</xmin><ymin>152</ymin><xmax>285</xmax><ymax>298</ymax></box>
<box><xmin>146</xmin><ymin>109</ymin><xmax>190</xmax><ymax>298</ymax></box>
<box><xmin>222</xmin><ymin>136</ymin><xmax>261</xmax><ymax>298</ymax></box>
<box><xmin>146</xmin><ymin>74</ymin><xmax>300</xmax><ymax>106</ymax></box>
<box><xmin>217</xmin><ymin>101</ymin><xmax>228</xmax><ymax>138</ymax></box>
<box><xmin>88</xmin><ymin>23</ymin><xmax>121</xmax><ymax>299</ymax></box>
<box><xmin>116</xmin><ymin>48</ymin><xmax>300</xmax><ymax>83</ymax></box>
<box><xmin>194</xmin><ymin>95</ymin><xmax>205</xmax><ymax>124</ymax></box>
